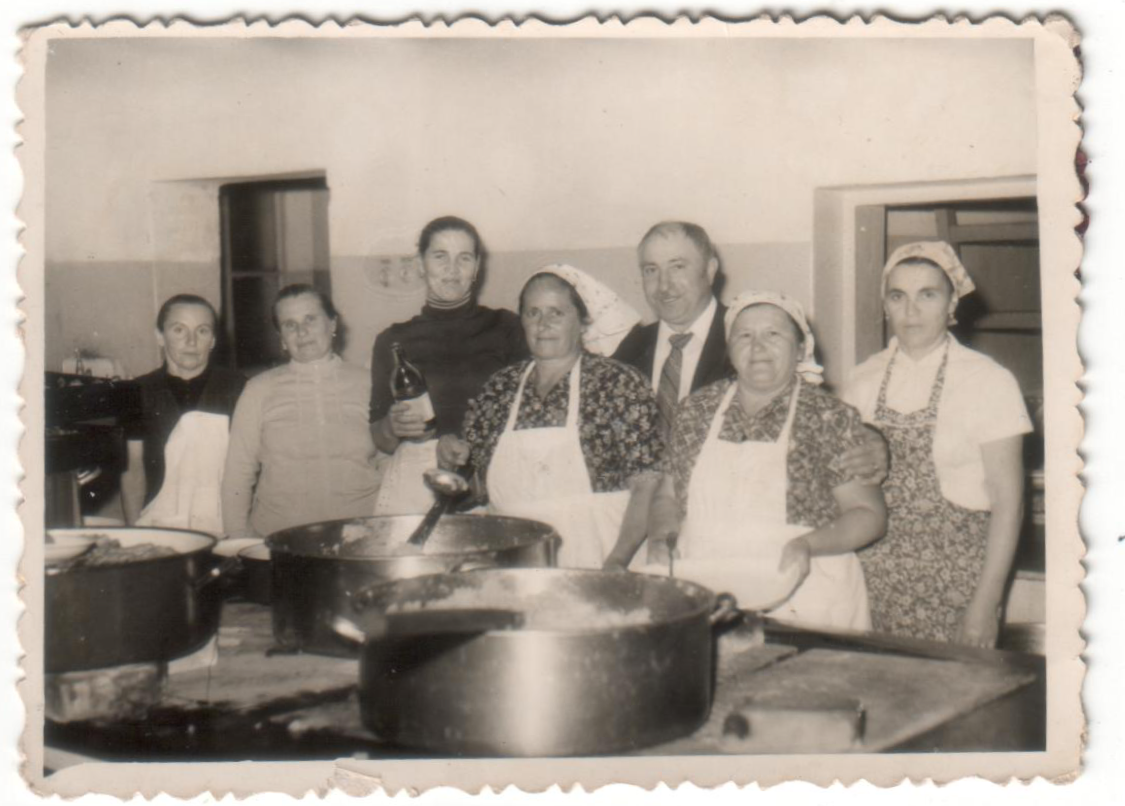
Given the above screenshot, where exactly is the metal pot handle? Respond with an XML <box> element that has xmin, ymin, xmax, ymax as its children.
<box><xmin>547</xmin><ymin>533</ymin><xmax>563</xmax><ymax>566</ymax></box>
<box><xmin>449</xmin><ymin>556</ymin><xmax>499</xmax><ymax>574</ymax></box>
<box><xmin>193</xmin><ymin>556</ymin><xmax>243</xmax><ymax>591</ymax></box>
<box><xmin>349</xmin><ymin>584</ymin><xmax>386</xmax><ymax>613</ymax></box>
<box><xmin>709</xmin><ymin>592</ymin><xmax>742</xmax><ymax>628</ymax></box>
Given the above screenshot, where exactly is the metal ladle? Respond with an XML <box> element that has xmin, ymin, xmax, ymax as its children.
<box><xmin>405</xmin><ymin>468</ymin><xmax>471</xmax><ymax>548</ymax></box>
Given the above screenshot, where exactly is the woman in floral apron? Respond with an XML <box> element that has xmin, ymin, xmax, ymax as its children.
<box><xmin>444</xmin><ymin>265</ymin><xmax>662</xmax><ymax>569</ymax></box>
<box><xmin>844</xmin><ymin>242</ymin><xmax>1032</xmax><ymax>647</ymax></box>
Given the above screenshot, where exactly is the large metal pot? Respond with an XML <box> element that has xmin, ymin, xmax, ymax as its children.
<box><xmin>351</xmin><ymin>568</ymin><xmax>737</xmax><ymax>756</ymax></box>
<box><xmin>265</xmin><ymin>514</ymin><xmax>559</xmax><ymax>656</ymax></box>
<box><xmin>45</xmin><ymin>527</ymin><xmax>222</xmax><ymax>673</ymax></box>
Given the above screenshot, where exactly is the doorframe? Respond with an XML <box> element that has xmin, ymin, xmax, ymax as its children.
<box><xmin>218</xmin><ymin>175</ymin><xmax>330</xmax><ymax>371</ymax></box>
<box><xmin>811</xmin><ymin>175</ymin><xmax>1037</xmax><ymax>390</ymax></box>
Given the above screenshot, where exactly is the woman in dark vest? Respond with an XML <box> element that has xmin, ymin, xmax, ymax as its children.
<box><xmin>369</xmin><ymin>216</ymin><xmax>528</xmax><ymax>514</ymax></box>
<box><xmin>121</xmin><ymin>294</ymin><xmax>245</xmax><ymax>534</ymax></box>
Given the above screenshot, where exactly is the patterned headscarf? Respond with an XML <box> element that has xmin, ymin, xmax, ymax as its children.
<box><xmin>724</xmin><ymin>290</ymin><xmax>824</xmax><ymax>386</ymax></box>
<box><xmin>525</xmin><ymin>264</ymin><xmax>641</xmax><ymax>357</ymax></box>
<box><xmin>882</xmin><ymin>241</ymin><xmax>976</xmax><ymax>299</ymax></box>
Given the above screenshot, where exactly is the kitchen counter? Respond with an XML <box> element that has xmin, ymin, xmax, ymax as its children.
<box><xmin>44</xmin><ymin>600</ymin><xmax>1044</xmax><ymax>764</ymax></box>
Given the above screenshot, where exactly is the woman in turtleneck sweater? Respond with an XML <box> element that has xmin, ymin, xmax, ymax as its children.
<box><xmin>369</xmin><ymin>216</ymin><xmax>528</xmax><ymax>514</ymax></box>
<box><xmin>222</xmin><ymin>284</ymin><xmax>379</xmax><ymax>538</ymax></box>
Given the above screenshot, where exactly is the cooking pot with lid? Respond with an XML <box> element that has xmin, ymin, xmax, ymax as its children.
<box><xmin>265</xmin><ymin>514</ymin><xmax>559</xmax><ymax>656</ymax></box>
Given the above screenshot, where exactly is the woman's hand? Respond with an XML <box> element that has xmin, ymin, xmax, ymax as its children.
<box><xmin>778</xmin><ymin>537</ymin><xmax>812</xmax><ymax>587</ymax></box>
<box><xmin>958</xmin><ymin>435</ymin><xmax>1024</xmax><ymax>650</ymax></box>
<box><xmin>388</xmin><ymin>401</ymin><xmax>430</xmax><ymax>440</ymax></box>
<box><xmin>837</xmin><ymin>426</ymin><xmax>889</xmax><ymax>486</ymax></box>
<box><xmin>602</xmin><ymin>554</ymin><xmax>631</xmax><ymax>573</ymax></box>
<box><xmin>957</xmin><ymin>598</ymin><xmax>1001</xmax><ymax>648</ymax></box>
<box><xmin>436</xmin><ymin>434</ymin><xmax>471</xmax><ymax>469</ymax></box>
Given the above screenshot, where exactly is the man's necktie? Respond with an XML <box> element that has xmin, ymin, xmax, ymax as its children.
<box><xmin>657</xmin><ymin>332</ymin><xmax>693</xmax><ymax>435</ymax></box>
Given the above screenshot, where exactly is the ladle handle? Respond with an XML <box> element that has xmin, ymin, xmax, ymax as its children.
<box><xmin>406</xmin><ymin>496</ymin><xmax>451</xmax><ymax>547</ymax></box>
<box><xmin>665</xmin><ymin>532</ymin><xmax>680</xmax><ymax>578</ymax></box>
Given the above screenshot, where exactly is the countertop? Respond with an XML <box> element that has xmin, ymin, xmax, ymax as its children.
<box><xmin>44</xmin><ymin>600</ymin><xmax>1044</xmax><ymax>764</ymax></box>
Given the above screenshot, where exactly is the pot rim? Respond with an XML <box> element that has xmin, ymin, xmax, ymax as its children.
<box><xmin>45</xmin><ymin>526</ymin><xmax>218</xmax><ymax>575</ymax></box>
<box><xmin>238</xmin><ymin>543</ymin><xmax>271</xmax><ymax>562</ymax></box>
<box><xmin>265</xmin><ymin>515</ymin><xmax>559</xmax><ymax>561</ymax></box>
<box><xmin>354</xmin><ymin>567</ymin><xmax>720</xmax><ymax>637</ymax></box>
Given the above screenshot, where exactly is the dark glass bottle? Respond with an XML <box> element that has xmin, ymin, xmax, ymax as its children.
<box><xmin>390</xmin><ymin>342</ymin><xmax>436</xmax><ymax>440</ymax></box>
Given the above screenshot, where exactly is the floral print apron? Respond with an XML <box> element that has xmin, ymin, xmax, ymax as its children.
<box><xmin>860</xmin><ymin>342</ymin><xmax>990</xmax><ymax>642</ymax></box>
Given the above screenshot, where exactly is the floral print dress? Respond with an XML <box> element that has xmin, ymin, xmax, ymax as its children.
<box><xmin>462</xmin><ymin>353</ymin><xmax>663</xmax><ymax>496</ymax></box>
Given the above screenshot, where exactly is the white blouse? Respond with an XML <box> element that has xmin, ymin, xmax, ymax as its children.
<box><xmin>843</xmin><ymin>336</ymin><xmax>1032</xmax><ymax>511</ymax></box>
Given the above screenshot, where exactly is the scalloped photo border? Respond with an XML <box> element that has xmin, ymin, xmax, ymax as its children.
<box><xmin>14</xmin><ymin>12</ymin><xmax>1084</xmax><ymax>797</ymax></box>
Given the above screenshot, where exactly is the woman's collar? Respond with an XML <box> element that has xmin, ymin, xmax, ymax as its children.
<box><xmin>423</xmin><ymin>297</ymin><xmax>477</xmax><ymax>318</ymax></box>
<box><xmin>733</xmin><ymin>375</ymin><xmax>797</xmax><ymax>419</ymax></box>
<box><xmin>288</xmin><ymin>353</ymin><xmax>340</xmax><ymax>373</ymax></box>
<box><xmin>890</xmin><ymin>333</ymin><xmax>952</xmax><ymax>368</ymax></box>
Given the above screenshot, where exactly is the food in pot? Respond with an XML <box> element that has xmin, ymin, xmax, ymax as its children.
<box><xmin>48</xmin><ymin>535</ymin><xmax>177</xmax><ymax>569</ymax></box>
<box><xmin>386</xmin><ymin>575</ymin><xmax>654</xmax><ymax>630</ymax></box>
<box><xmin>336</xmin><ymin>521</ymin><xmax>424</xmax><ymax>557</ymax></box>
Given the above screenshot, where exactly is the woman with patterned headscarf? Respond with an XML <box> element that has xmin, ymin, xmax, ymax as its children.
<box><xmin>635</xmin><ymin>291</ymin><xmax>886</xmax><ymax>631</ymax></box>
<box><xmin>844</xmin><ymin>241</ymin><xmax>1031</xmax><ymax>647</ymax></box>
<box><xmin>441</xmin><ymin>265</ymin><xmax>662</xmax><ymax>570</ymax></box>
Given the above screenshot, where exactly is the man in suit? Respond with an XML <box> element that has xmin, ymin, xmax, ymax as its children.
<box><xmin>609</xmin><ymin>221</ymin><xmax>888</xmax><ymax>571</ymax></box>
<box><xmin>614</xmin><ymin>218</ymin><xmax>888</xmax><ymax>472</ymax></box>
<box><xmin>613</xmin><ymin>221</ymin><xmax>731</xmax><ymax>433</ymax></box>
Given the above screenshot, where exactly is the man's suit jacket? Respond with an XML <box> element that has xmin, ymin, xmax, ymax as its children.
<box><xmin>612</xmin><ymin>302</ymin><xmax>733</xmax><ymax>394</ymax></box>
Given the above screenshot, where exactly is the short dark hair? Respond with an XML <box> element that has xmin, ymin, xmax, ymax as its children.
<box><xmin>418</xmin><ymin>216</ymin><xmax>484</xmax><ymax>258</ymax></box>
<box><xmin>519</xmin><ymin>272</ymin><xmax>591</xmax><ymax>324</ymax></box>
<box><xmin>271</xmin><ymin>284</ymin><xmax>339</xmax><ymax>330</ymax></box>
<box><xmin>638</xmin><ymin>221</ymin><xmax>716</xmax><ymax>264</ymax></box>
<box><xmin>156</xmin><ymin>294</ymin><xmax>218</xmax><ymax>332</ymax></box>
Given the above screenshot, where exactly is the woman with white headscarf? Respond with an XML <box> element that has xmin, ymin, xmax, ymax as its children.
<box><xmin>844</xmin><ymin>242</ymin><xmax>1031</xmax><ymax>647</ymax></box>
<box><xmin>440</xmin><ymin>265</ymin><xmax>662</xmax><ymax>569</ymax></box>
<box><xmin>635</xmin><ymin>291</ymin><xmax>886</xmax><ymax>631</ymax></box>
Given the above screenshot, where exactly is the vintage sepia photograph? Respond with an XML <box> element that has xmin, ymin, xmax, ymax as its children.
<box><xmin>16</xmin><ymin>14</ymin><xmax>1084</xmax><ymax>797</ymax></box>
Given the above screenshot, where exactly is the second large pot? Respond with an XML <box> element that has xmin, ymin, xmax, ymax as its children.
<box><xmin>45</xmin><ymin>527</ymin><xmax>222</xmax><ymax>673</ymax></box>
<box><xmin>352</xmin><ymin>568</ymin><xmax>734</xmax><ymax>756</ymax></box>
<box><xmin>266</xmin><ymin>514</ymin><xmax>559</xmax><ymax>656</ymax></box>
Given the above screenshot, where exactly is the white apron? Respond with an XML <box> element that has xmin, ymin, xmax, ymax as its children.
<box><xmin>487</xmin><ymin>359</ymin><xmax>631</xmax><ymax>569</ymax></box>
<box><xmin>137</xmin><ymin>411</ymin><xmax>230</xmax><ymax>537</ymax></box>
<box><xmin>373</xmin><ymin>439</ymin><xmax>439</xmax><ymax>516</ymax></box>
<box><xmin>672</xmin><ymin>383</ymin><xmax>870</xmax><ymax>631</ymax></box>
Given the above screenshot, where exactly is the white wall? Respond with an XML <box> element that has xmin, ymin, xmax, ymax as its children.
<box><xmin>44</xmin><ymin>36</ymin><xmax>1037</xmax><ymax>370</ymax></box>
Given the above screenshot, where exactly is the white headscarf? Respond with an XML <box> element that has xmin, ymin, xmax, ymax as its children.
<box><xmin>882</xmin><ymin>241</ymin><xmax>975</xmax><ymax>299</ymax></box>
<box><xmin>525</xmin><ymin>264</ymin><xmax>641</xmax><ymax>356</ymax></box>
<box><xmin>724</xmin><ymin>290</ymin><xmax>824</xmax><ymax>386</ymax></box>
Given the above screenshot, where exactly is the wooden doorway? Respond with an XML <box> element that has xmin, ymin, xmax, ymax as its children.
<box><xmin>219</xmin><ymin>176</ymin><xmax>331</xmax><ymax>374</ymax></box>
